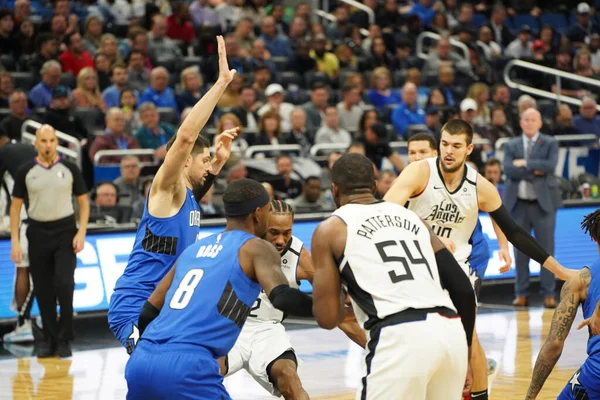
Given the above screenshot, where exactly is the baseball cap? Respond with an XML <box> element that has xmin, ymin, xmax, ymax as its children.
<box><xmin>426</xmin><ymin>105</ymin><xmax>439</xmax><ymax>115</ymax></box>
<box><xmin>264</xmin><ymin>83</ymin><xmax>284</xmax><ymax>97</ymax></box>
<box><xmin>577</xmin><ymin>2</ymin><xmax>590</xmax><ymax>14</ymax></box>
<box><xmin>519</xmin><ymin>25</ymin><xmax>531</xmax><ymax>34</ymax></box>
<box><xmin>52</xmin><ymin>86</ymin><xmax>69</xmax><ymax>99</ymax></box>
<box><xmin>532</xmin><ymin>40</ymin><xmax>544</xmax><ymax>51</ymax></box>
<box><xmin>460</xmin><ymin>98</ymin><xmax>478</xmax><ymax>112</ymax></box>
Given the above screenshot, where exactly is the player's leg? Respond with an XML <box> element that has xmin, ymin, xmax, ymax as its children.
<box><xmin>267</xmin><ymin>352</ymin><xmax>308</xmax><ymax>400</ymax></box>
<box><xmin>53</xmin><ymin>225</ymin><xmax>78</xmax><ymax>357</ymax></box>
<box><xmin>425</xmin><ymin>315</ymin><xmax>468</xmax><ymax>400</ymax></box>
<box><xmin>469</xmin><ymin>327</ymin><xmax>489</xmax><ymax>399</ymax></box>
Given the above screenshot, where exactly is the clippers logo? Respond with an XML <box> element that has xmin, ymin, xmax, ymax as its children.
<box><xmin>425</xmin><ymin>200</ymin><xmax>465</xmax><ymax>224</ymax></box>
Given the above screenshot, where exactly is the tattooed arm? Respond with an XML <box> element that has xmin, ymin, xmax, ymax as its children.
<box><xmin>525</xmin><ymin>268</ymin><xmax>590</xmax><ymax>399</ymax></box>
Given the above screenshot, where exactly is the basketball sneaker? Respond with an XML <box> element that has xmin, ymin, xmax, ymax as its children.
<box><xmin>2</xmin><ymin>320</ymin><xmax>34</xmax><ymax>343</ymax></box>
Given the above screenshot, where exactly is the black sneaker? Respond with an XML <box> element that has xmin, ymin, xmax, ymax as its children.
<box><xmin>57</xmin><ymin>341</ymin><xmax>72</xmax><ymax>358</ymax></box>
<box><xmin>37</xmin><ymin>341</ymin><xmax>55</xmax><ymax>358</ymax></box>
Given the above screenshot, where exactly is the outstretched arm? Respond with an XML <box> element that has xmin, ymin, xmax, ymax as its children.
<box><xmin>526</xmin><ymin>268</ymin><xmax>590</xmax><ymax>399</ymax></box>
<box><xmin>383</xmin><ymin>160</ymin><xmax>429</xmax><ymax>206</ymax></box>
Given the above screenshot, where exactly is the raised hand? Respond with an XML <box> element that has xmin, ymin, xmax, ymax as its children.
<box><xmin>214</xmin><ymin>127</ymin><xmax>239</xmax><ymax>163</ymax></box>
<box><xmin>216</xmin><ymin>35</ymin><xmax>236</xmax><ymax>84</ymax></box>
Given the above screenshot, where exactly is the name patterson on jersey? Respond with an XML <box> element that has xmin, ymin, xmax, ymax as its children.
<box><xmin>357</xmin><ymin>214</ymin><xmax>421</xmax><ymax>240</ymax></box>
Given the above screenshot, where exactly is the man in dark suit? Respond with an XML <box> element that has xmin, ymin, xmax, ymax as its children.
<box><xmin>231</xmin><ymin>85</ymin><xmax>259</xmax><ymax>130</ymax></box>
<box><xmin>486</xmin><ymin>4</ymin><xmax>514</xmax><ymax>48</ymax></box>
<box><xmin>503</xmin><ymin>108</ymin><xmax>562</xmax><ymax>308</ymax></box>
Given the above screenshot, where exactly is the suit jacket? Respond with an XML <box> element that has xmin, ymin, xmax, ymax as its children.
<box><xmin>231</xmin><ymin>106</ymin><xmax>258</xmax><ymax>128</ymax></box>
<box><xmin>502</xmin><ymin>133</ymin><xmax>562</xmax><ymax>214</ymax></box>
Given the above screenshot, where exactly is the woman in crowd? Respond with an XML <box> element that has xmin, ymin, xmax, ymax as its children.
<box><xmin>367</xmin><ymin>67</ymin><xmax>401</xmax><ymax>112</ymax></box>
<box><xmin>176</xmin><ymin>67</ymin><xmax>204</xmax><ymax>112</ymax></box>
<box><xmin>73</xmin><ymin>67</ymin><xmax>107</xmax><ymax>112</ymax></box>
<box><xmin>120</xmin><ymin>88</ymin><xmax>141</xmax><ymax>133</ymax></box>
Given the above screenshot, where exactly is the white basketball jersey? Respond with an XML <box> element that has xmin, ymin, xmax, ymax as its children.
<box><xmin>246</xmin><ymin>236</ymin><xmax>302</xmax><ymax>325</ymax></box>
<box><xmin>407</xmin><ymin>158</ymin><xmax>479</xmax><ymax>270</ymax></box>
<box><xmin>334</xmin><ymin>202</ymin><xmax>456</xmax><ymax>330</ymax></box>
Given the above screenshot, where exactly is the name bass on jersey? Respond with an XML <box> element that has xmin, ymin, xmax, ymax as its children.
<box><xmin>357</xmin><ymin>214</ymin><xmax>421</xmax><ymax>240</ymax></box>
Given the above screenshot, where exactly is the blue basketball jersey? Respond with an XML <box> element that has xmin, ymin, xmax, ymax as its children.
<box><xmin>114</xmin><ymin>187</ymin><xmax>202</xmax><ymax>295</ymax></box>
<box><xmin>142</xmin><ymin>230</ymin><xmax>261</xmax><ymax>358</ymax></box>
<box><xmin>582</xmin><ymin>259</ymin><xmax>600</xmax><ymax>375</ymax></box>
<box><xmin>469</xmin><ymin>219</ymin><xmax>491</xmax><ymax>272</ymax></box>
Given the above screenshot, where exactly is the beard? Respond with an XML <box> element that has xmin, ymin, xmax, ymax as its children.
<box><xmin>440</xmin><ymin>156</ymin><xmax>466</xmax><ymax>174</ymax></box>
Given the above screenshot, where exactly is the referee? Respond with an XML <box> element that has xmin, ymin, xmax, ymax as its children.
<box><xmin>10</xmin><ymin>125</ymin><xmax>89</xmax><ymax>358</ymax></box>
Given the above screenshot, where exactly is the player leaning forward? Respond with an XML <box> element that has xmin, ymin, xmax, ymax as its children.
<box><xmin>312</xmin><ymin>153</ymin><xmax>477</xmax><ymax>399</ymax></box>
<box><xmin>384</xmin><ymin>118</ymin><xmax>575</xmax><ymax>399</ymax></box>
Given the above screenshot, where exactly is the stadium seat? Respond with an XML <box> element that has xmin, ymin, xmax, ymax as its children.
<box><xmin>540</xmin><ymin>14</ymin><xmax>568</xmax><ymax>34</ymax></box>
<box><xmin>406</xmin><ymin>56</ymin><xmax>424</xmax><ymax>70</ymax></box>
<box><xmin>279</xmin><ymin>71</ymin><xmax>302</xmax><ymax>89</ymax></box>
<box><xmin>106</xmin><ymin>22</ymin><xmax>130</xmax><ymax>38</ymax></box>
<box><xmin>158</xmin><ymin>108</ymin><xmax>180</xmax><ymax>126</ymax></box>
<box><xmin>537</xmin><ymin>99</ymin><xmax>558</xmax><ymax>121</ymax></box>
<box><xmin>510</xmin><ymin>14</ymin><xmax>540</xmax><ymax>34</ymax></box>
<box><xmin>383</xmin><ymin>104</ymin><xmax>399</xmax><ymax>123</ymax></box>
<box><xmin>393</xmin><ymin>70</ymin><xmax>407</xmax><ymax>88</ymax></box>
<box><xmin>338</xmin><ymin>69</ymin><xmax>356</xmax><ymax>88</ymax></box>
<box><xmin>60</xmin><ymin>73</ymin><xmax>77</xmax><ymax>89</ymax></box>
<box><xmin>405</xmin><ymin>125</ymin><xmax>430</xmax><ymax>139</ymax></box>
<box><xmin>0</xmin><ymin>108</ymin><xmax>10</xmax><ymax>121</ymax></box>
<box><xmin>305</xmin><ymin>71</ymin><xmax>330</xmax><ymax>89</ymax></box>
<box><xmin>0</xmin><ymin>54</ymin><xmax>16</xmax><ymax>71</ymax></box>
<box><xmin>74</xmin><ymin>107</ymin><xmax>106</xmax><ymax>135</ymax></box>
<box><xmin>284</xmin><ymin>88</ymin><xmax>310</xmax><ymax>105</ymax></box>
<box><xmin>11</xmin><ymin>72</ymin><xmax>34</xmax><ymax>91</ymax></box>
<box><xmin>472</xmin><ymin>13</ymin><xmax>488</xmax><ymax>29</ymax></box>
<box><xmin>94</xmin><ymin>165</ymin><xmax>121</xmax><ymax>184</ymax></box>
<box><xmin>182</xmin><ymin>56</ymin><xmax>203</xmax><ymax>70</ymax></box>
<box><xmin>271</xmin><ymin>57</ymin><xmax>289</xmax><ymax>72</ymax></box>
<box><xmin>423</xmin><ymin>72</ymin><xmax>439</xmax><ymax>87</ymax></box>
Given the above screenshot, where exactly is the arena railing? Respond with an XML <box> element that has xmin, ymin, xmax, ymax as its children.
<box><xmin>415</xmin><ymin>31</ymin><xmax>471</xmax><ymax>62</ymax></box>
<box><xmin>244</xmin><ymin>144</ymin><xmax>303</xmax><ymax>159</ymax></box>
<box><xmin>504</xmin><ymin>60</ymin><xmax>600</xmax><ymax>111</ymax></box>
<box><xmin>20</xmin><ymin>119</ymin><xmax>82</xmax><ymax>169</ymax></box>
<box><xmin>93</xmin><ymin>149</ymin><xmax>158</xmax><ymax>165</ymax></box>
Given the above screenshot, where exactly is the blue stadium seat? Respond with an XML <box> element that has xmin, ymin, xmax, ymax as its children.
<box><xmin>472</xmin><ymin>13</ymin><xmax>489</xmax><ymax>29</ymax></box>
<box><xmin>510</xmin><ymin>14</ymin><xmax>540</xmax><ymax>34</ymax></box>
<box><xmin>94</xmin><ymin>165</ymin><xmax>121</xmax><ymax>184</ymax></box>
<box><xmin>158</xmin><ymin>107</ymin><xmax>179</xmax><ymax>126</ymax></box>
<box><xmin>540</xmin><ymin>14</ymin><xmax>568</xmax><ymax>34</ymax></box>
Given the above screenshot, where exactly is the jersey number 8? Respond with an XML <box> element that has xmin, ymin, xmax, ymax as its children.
<box><xmin>169</xmin><ymin>269</ymin><xmax>205</xmax><ymax>310</ymax></box>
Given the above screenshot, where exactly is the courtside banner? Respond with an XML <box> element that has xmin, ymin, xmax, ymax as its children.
<box><xmin>0</xmin><ymin>206</ymin><xmax>596</xmax><ymax>319</ymax></box>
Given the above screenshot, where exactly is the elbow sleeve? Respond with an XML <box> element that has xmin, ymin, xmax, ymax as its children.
<box><xmin>268</xmin><ymin>284</ymin><xmax>314</xmax><ymax>318</ymax></box>
<box><xmin>489</xmin><ymin>205</ymin><xmax>550</xmax><ymax>265</ymax></box>
<box><xmin>138</xmin><ymin>301</ymin><xmax>160</xmax><ymax>335</ymax></box>
<box><xmin>435</xmin><ymin>248</ymin><xmax>476</xmax><ymax>346</ymax></box>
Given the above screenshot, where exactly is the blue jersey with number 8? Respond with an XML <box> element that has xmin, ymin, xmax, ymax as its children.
<box><xmin>141</xmin><ymin>230</ymin><xmax>261</xmax><ymax>358</ymax></box>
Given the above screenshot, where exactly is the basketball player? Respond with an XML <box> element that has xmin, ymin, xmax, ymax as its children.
<box><xmin>107</xmin><ymin>35</ymin><xmax>238</xmax><ymax>354</ymax></box>
<box><xmin>125</xmin><ymin>179</ymin><xmax>314</xmax><ymax>400</ymax></box>
<box><xmin>525</xmin><ymin>209</ymin><xmax>600</xmax><ymax>399</ymax></box>
<box><xmin>223</xmin><ymin>200</ymin><xmax>366</xmax><ymax>399</ymax></box>
<box><xmin>311</xmin><ymin>153</ymin><xmax>477</xmax><ymax>399</ymax></box>
<box><xmin>385</xmin><ymin>120</ymin><xmax>575</xmax><ymax>400</ymax></box>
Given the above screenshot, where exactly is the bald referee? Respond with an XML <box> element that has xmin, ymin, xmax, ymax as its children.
<box><xmin>10</xmin><ymin>124</ymin><xmax>90</xmax><ymax>358</ymax></box>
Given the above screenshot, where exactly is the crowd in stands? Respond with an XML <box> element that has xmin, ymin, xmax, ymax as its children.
<box><xmin>2</xmin><ymin>0</ymin><xmax>600</xmax><ymax>221</ymax></box>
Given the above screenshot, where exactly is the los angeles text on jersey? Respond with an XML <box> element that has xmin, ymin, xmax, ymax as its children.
<box><xmin>189</xmin><ymin>210</ymin><xmax>201</xmax><ymax>227</ymax></box>
<box><xmin>424</xmin><ymin>200</ymin><xmax>465</xmax><ymax>224</ymax></box>
<box><xmin>357</xmin><ymin>214</ymin><xmax>420</xmax><ymax>240</ymax></box>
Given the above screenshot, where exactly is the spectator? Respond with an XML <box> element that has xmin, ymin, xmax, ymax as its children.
<box><xmin>189</xmin><ymin>0</ymin><xmax>218</xmax><ymax>29</ymax></box>
<box><xmin>438</xmin><ymin>66</ymin><xmax>457</xmax><ymax>106</ymax></box>
<box><xmin>272</xmin><ymin>153</ymin><xmax>302</xmax><ymax>199</ymax></box>
<box><xmin>0</xmin><ymin>72</ymin><xmax>12</xmax><ymax>107</ymax></box>
<box><xmin>166</xmin><ymin>2</ymin><xmax>195</xmax><ymax>46</ymax></box>
<box><xmin>492</xmin><ymin>83</ymin><xmax>515</xmax><ymax>128</ymax></box>
<box><xmin>98</xmin><ymin>34</ymin><xmax>123</xmax><ymax>68</ymax></box>
<box><xmin>0</xmin><ymin>90</ymin><xmax>28</xmax><ymax>142</ymax></box>
<box><xmin>89</xmin><ymin>181</ymin><xmax>133</xmax><ymax>224</ymax></box>
<box><xmin>113</xmin><ymin>155</ymin><xmax>143</xmax><ymax>207</ymax></box>
<box><xmin>127</xmin><ymin>50</ymin><xmax>150</xmax><ymax>93</ymax></box>
<box><xmin>262</xmin><ymin>181</ymin><xmax>275</xmax><ymax>201</ymax></box>
<box><xmin>566</xmin><ymin>2</ymin><xmax>600</xmax><ymax>47</ymax></box>
<box><xmin>148</xmin><ymin>14</ymin><xmax>183</xmax><ymax>64</ymax></box>
<box><xmin>425</xmin><ymin>106</ymin><xmax>442</xmax><ymax>140</ymax></box>
<box><xmin>553</xmin><ymin>104</ymin><xmax>580</xmax><ymax>136</ymax></box>
<box><xmin>280</xmin><ymin>108</ymin><xmax>312</xmax><ymax>155</ymax></box>
<box><xmin>466</xmin><ymin>83</ymin><xmax>491</xmax><ymax>127</ymax></box>
<box><xmin>199</xmin><ymin>186</ymin><xmax>222</xmax><ymax>216</ymax></box>
<box><xmin>367</xmin><ymin>67</ymin><xmax>402</xmax><ymax>113</ymax></box>
<box><xmin>320</xmin><ymin>151</ymin><xmax>342</xmax><ymax>191</ymax></box>
<box><xmin>217</xmin><ymin>73</ymin><xmax>243</xmax><ymax>108</ymax></box>
<box><xmin>459</xmin><ymin>98</ymin><xmax>478</xmax><ymax>126</ymax></box>
<box><xmin>359</xmin><ymin>122</ymin><xmax>404</xmax><ymax>172</ymax></box>
<box><xmin>252</xmin><ymin>65</ymin><xmax>271</xmax><ymax>96</ymax></box>
<box><xmin>476</xmin><ymin>26</ymin><xmax>502</xmax><ymax>60</ymax></box>
<box><xmin>426</xmin><ymin>88</ymin><xmax>447</xmax><ymax>108</ymax></box>
<box><xmin>502</xmin><ymin>108</ymin><xmax>561</xmax><ymax>308</ymax></box>
<box><xmin>206</xmin><ymin>35</ymin><xmax>250</xmax><ymax>80</ymax></box>
<box><xmin>120</xmin><ymin>28</ymin><xmax>155</xmax><ymax>71</ymax></box>
<box><xmin>287</xmin><ymin>176</ymin><xmax>330</xmax><ymax>212</ymax></box>
<box><xmin>83</xmin><ymin>15</ymin><xmax>103</xmax><ymax>55</ymax></box>
<box><xmin>361</xmin><ymin>37</ymin><xmax>397</xmax><ymax>72</ymax></box>
<box><xmin>175</xmin><ymin>67</ymin><xmax>203</xmax><ymax>113</ymax></box>
<box><xmin>133</xmin><ymin>102</ymin><xmax>176</xmax><ymax>157</ymax></box>
<box><xmin>72</xmin><ymin>67</ymin><xmax>107</xmax><ymax>111</ymax></box>
<box><xmin>484</xmin><ymin>105</ymin><xmax>514</xmax><ymax>147</ymax></box>
<box><xmin>94</xmin><ymin>52</ymin><xmax>112</xmax><ymax>91</ymax></box>
<box><xmin>376</xmin><ymin>169</ymin><xmax>396</xmax><ymax>199</ymax></box>
<box><xmin>89</xmin><ymin>107</ymin><xmax>142</xmax><ymax>164</ymax></box>
<box><xmin>454</xmin><ymin>2</ymin><xmax>473</xmax><ymax>28</ymax></box>
<box><xmin>422</xmin><ymin>36</ymin><xmax>472</xmax><ymax>77</ymax></box>
<box><xmin>325</xmin><ymin>6</ymin><xmax>349</xmax><ymax>42</ymax></box>
<box><xmin>215</xmin><ymin>113</ymin><xmax>243</xmax><ymax>149</ymax></box>
<box><xmin>43</xmin><ymin>86</ymin><xmax>89</xmax><ymax>143</ymax></box>
<box><xmin>310</xmin><ymin>34</ymin><xmax>340</xmax><ymax>80</ymax></box>
<box><xmin>335</xmin><ymin>43</ymin><xmax>358</xmax><ymax>70</ymax></box>
<box><xmin>539</xmin><ymin>24</ymin><xmax>557</xmax><ymax>54</ymax></box>
<box><xmin>59</xmin><ymin>32</ymin><xmax>94</xmax><ymax>77</ymax></box>
<box><xmin>49</xmin><ymin>14</ymin><xmax>67</xmax><ymax>44</ymax></box>
<box><xmin>139</xmin><ymin>67</ymin><xmax>178</xmax><ymax>110</ymax></box>
<box><xmin>102</xmin><ymin>63</ymin><xmax>133</xmax><ymax>109</ymax></box>
<box><xmin>302</xmin><ymin>83</ymin><xmax>329</xmax><ymax>132</ymax></box>
<box><xmin>288</xmin><ymin>40</ymin><xmax>317</xmax><ymax>76</ymax></box>
<box><xmin>120</xmin><ymin>88</ymin><xmax>140</xmax><ymax>134</ymax></box>
<box><xmin>0</xmin><ymin>9</ymin><xmax>17</xmax><ymax>59</ymax></box>
<box><xmin>347</xmin><ymin>140</ymin><xmax>366</xmax><ymax>156</ymax></box>
<box><xmin>407</xmin><ymin>132</ymin><xmax>438</xmax><ymax>163</ymax></box>
<box><xmin>29</xmin><ymin>60</ymin><xmax>63</xmax><ymax>108</ymax></box>
<box><xmin>233</xmin><ymin>17</ymin><xmax>255</xmax><ymax>56</ymax></box>
<box><xmin>548</xmin><ymin>48</ymin><xmax>585</xmax><ymax>99</ymax></box>
<box><xmin>227</xmin><ymin>159</ymin><xmax>248</xmax><ymax>184</ymax></box>
<box><xmin>288</xmin><ymin>16</ymin><xmax>309</xmax><ymax>48</ymax></box>
<box><xmin>14</xmin><ymin>18</ymin><xmax>35</xmax><ymax>58</ymax></box>
<box><xmin>484</xmin><ymin>157</ymin><xmax>504</xmax><ymax>197</ymax></box>
<box><xmin>257</xmin><ymin>83</ymin><xmax>294</xmax><ymax>131</ymax></box>
<box><xmin>403</xmin><ymin>68</ymin><xmax>431</xmax><ymax>108</ymax></box>
<box><xmin>315</xmin><ymin>106</ymin><xmax>352</xmax><ymax>146</ymax></box>
<box><xmin>98</xmin><ymin>0</ymin><xmax>132</xmax><ymax>25</ymax></box>
<box><xmin>574</xmin><ymin>48</ymin><xmax>599</xmax><ymax>79</ymax></box>
<box><xmin>590</xmin><ymin>33</ymin><xmax>600</xmax><ymax>70</ymax></box>
<box><xmin>574</xmin><ymin>96</ymin><xmax>600</xmax><ymax>137</ymax></box>
<box><xmin>231</xmin><ymin>85</ymin><xmax>259</xmax><ymax>129</ymax></box>
<box><xmin>486</xmin><ymin>4</ymin><xmax>514</xmax><ymax>48</ymax></box>
<box><xmin>247</xmin><ymin>38</ymin><xmax>276</xmax><ymax>76</ymax></box>
<box><xmin>259</xmin><ymin>15</ymin><xmax>292</xmax><ymax>57</ymax></box>
<box><xmin>337</xmin><ymin>82</ymin><xmax>363</xmax><ymax>133</ymax></box>
<box><xmin>254</xmin><ymin>110</ymin><xmax>282</xmax><ymax>146</ymax></box>
<box><xmin>408</xmin><ymin>0</ymin><xmax>439</xmax><ymax>27</ymax></box>
<box><xmin>391</xmin><ymin>82</ymin><xmax>426</xmax><ymax>138</ymax></box>
<box><xmin>12</xmin><ymin>0</ymin><xmax>30</xmax><ymax>28</ymax></box>
<box><xmin>505</xmin><ymin>25</ymin><xmax>533</xmax><ymax>59</ymax></box>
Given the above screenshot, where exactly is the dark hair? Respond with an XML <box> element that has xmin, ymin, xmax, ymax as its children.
<box><xmin>36</xmin><ymin>33</ymin><xmax>56</xmax><ymax>51</ymax></box>
<box><xmin>408</xmin><ymin>132</ymin><xmax>438</xmax><ymax>150</ymax></box>
<box><xmin>312</xmin><ymin>82</ymin><xmax>328</xmax><ymax>91</ymax></box>
<box><xmin>276</xmin><ymin>153</ymin><xmax>292</xmax><ymax>163</ymax></box>
<box><xmin>64</xmin><ymin>31</ymin><xmax>79</xmax><ymax>47</ymax></box>
<box><xmin>119</xmin><ymin>88</ymin><xmax>137</xmax><ymax>109</ymax></box>
<box><xmin>440</xmin><ymin>119</ymin><xmax>474</xmax><ymax>144</ymax></box>
<box><xmin>582</xmin><ymin>209</ymin><xmax>600</xmax><ymax>242</ymax></box>
<box><xmin>358</xmin><ymin>109</ymin><xmax>379</xmax><ymax>132</ymax></box>
<box><xmin>331</xmin><ymin>153</ymin><xmax>374</xmax><ymax>195</ymax></box>
<box><xmin>347</xmin><ymin>141</ymin><xmax>365</xmax><ymax>152</ymax></box>
<box><xmin>127</xmin><ymin>49</ymin><xmax>144</xmax><ymax>64</ymax></box>
<box><xmin>485</xmin><ymin>157</ymin><xmax>502</xmax><ymax>168</ymax></box>
<box><xmin>305</xmin><ymin>175</ymin><xmax>321</xmax><ymax>185</ymax></box>
<box><xmin>426</xmin><ymin>87</ymin><xmax>447</xmax><ymax>108</ymax></box>
<box><xmin>166</xmin><ymin>135</ymin><xmax>211</xmax><ymax>156</ymax></box>
<box><xmin>110</xmin><ymin>62</ymin><xmax>127</xmax><ymax>77</ymax></box>
<box><xmin>222</xmin><ymin>178</ymin><xmax>269</xmax><ymax>216</ymax></box>
<box><xmin>342</xmin><ymin>82</ymin><xmax>359</xmax><ymax>95</ymax></box>
<box><xmin>270</xmin><ymin>199</ymin><xmax>294</xmax><ymax>217</ymax></box>
<box><xmin>240</xmin><ymin>84</ymin><xmax>255</xmax><ymax>93</ymax></box>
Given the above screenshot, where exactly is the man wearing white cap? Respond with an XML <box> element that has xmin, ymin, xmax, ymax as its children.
<box><xmin>567</xmin><ymin>3</ymin><xmax>600</xmax><ymax>46</ymax></box>
<box><xmin>258</xmin><ymin>83</ymin><xmax>295</xmax><ymax>131</ymax></box>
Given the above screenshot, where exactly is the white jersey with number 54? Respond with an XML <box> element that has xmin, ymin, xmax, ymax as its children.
<box><xmin>333</xmin><ymin>201</ymin><xmax>456</xmax><ymax>329</ymax></box>
<box><xmin>245</xmin><ymin>236</ymin><xmax>302</xmax><ymax>325</ymax></box>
